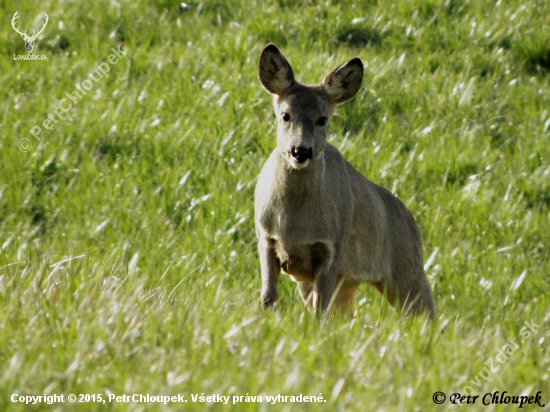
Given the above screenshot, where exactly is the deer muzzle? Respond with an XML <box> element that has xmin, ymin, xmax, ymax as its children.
<box><xmin>287</xmin><ymin>146</ymin><xmax>313</xmax><ymax>169</ymax></box>
<box><xmin>291</xmin><ymin>146</ymin><xmax>313</xmax><ymax>163</ymax></box>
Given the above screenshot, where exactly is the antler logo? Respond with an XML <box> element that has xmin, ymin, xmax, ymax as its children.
<box><xmin>12</xmin><ymin>11</ymin><xmax>49</xmax><ymax>54</ymax></box>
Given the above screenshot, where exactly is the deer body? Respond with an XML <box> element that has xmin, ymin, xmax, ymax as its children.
<box><xmin>255</xmin><ymin>44</ymin><xmax>435</xmax><ymax>318</ymax></box>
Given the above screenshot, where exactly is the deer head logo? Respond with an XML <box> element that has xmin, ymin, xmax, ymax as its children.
<box><xmin>12</xmin><ymin>11</ymin><xmax>49</xmax><ymax>54</ymax></box>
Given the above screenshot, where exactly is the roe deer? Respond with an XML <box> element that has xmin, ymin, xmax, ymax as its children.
<box><xmin>255</xmin><ymin>44</ymin><xmax>435</xmax><ymax>318</ymax></box>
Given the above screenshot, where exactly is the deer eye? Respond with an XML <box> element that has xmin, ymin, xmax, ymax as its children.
<box><xmin>316</xmin><ymin>117</ymin><xmax>328</xmax><ymax>126</ymax></box>
<box><xmin>281</xmin><ymin>112</ymin><xmax>291</xmax><ymax>122</ymax></box>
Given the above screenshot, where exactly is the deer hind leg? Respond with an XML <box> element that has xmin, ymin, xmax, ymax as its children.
<box><xmin>370</xmin><ymin>276</ymin><xmax>435</xmax><ymax>319</ymax></box>
<box><xmin>298</xmin><ymin>277</ymin><xmax>358</xmax><ymax>315</ymax></box>
<box><xmin>297</xmin><ymin>282</ymin><xmax>313</xmax><ymax>307</ymax></box>
<box><xmin>406</xmin><ymin>278</ymin><xmax>436</xmax><ymax>319</ymax></box>
<box><xmin>332</xmin><ymin>276</ymin><xmax>360</xmax><ymax>315</ymax></box>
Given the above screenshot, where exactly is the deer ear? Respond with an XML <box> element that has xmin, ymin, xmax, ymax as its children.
<box><xmin>258</xmin><ymin>44</ymin><xmax>295</xmax><ymax>95</ymax></box>
<box><xmin>323</xmin><ymin>57</ymin><xmax>363</xmax><ymax>104</ymax></box>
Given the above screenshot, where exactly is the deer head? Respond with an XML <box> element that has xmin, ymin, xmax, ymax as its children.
<box><xmin>12</xmin><ymin>11</ymin><xmax>49</xmax><ymax>53</ymax></box>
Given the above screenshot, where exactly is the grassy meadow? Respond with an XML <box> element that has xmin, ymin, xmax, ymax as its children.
<box><xmin>1</xmin><ymin>0</ymin><xmax>549</xmax><ymax>410</ymax></box>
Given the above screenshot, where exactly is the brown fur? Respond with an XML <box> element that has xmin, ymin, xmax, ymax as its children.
<box><xmin>255</xmin><ymin>44</ymin><xmax>435</xmax><ymax>318</ymax></box>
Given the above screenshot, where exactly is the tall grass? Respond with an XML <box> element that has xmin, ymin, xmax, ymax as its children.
<box><xmin>1</xmin><ymin>0</ymin><xmax>549</xmax><ymax>410</ymax></box>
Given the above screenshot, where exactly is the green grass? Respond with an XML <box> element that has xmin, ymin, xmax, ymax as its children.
<box><xmin>1</xmin><ymin>0</ymin><xmax>549</xmax><ymax>410</ymax></box>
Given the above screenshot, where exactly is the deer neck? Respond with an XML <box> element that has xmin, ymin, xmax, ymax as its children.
<box><xmin>274</xmin><ymin>149</ymin><xmax>325</xmax><ymax>200</ymax></box>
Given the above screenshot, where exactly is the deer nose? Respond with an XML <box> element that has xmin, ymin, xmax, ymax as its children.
<box><xmin>290</xmin><ymin>146</ymin><xmax>313</xmax><ymax>163</ymax></box>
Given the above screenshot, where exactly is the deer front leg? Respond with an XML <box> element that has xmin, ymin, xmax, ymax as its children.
<box><xmin>311</xmin><ymin>242</ymin><xmax>339</xmax><ymax>315</ymax></box>
<box><xmin>259</xmin><ymin>237</ymin><xmax>281</xmax><ymax>309</ymax></box>
<box><xmin>312</xmin><ymin>262</ymin><xmax>339</xmax><ymax>315</ymax></box>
